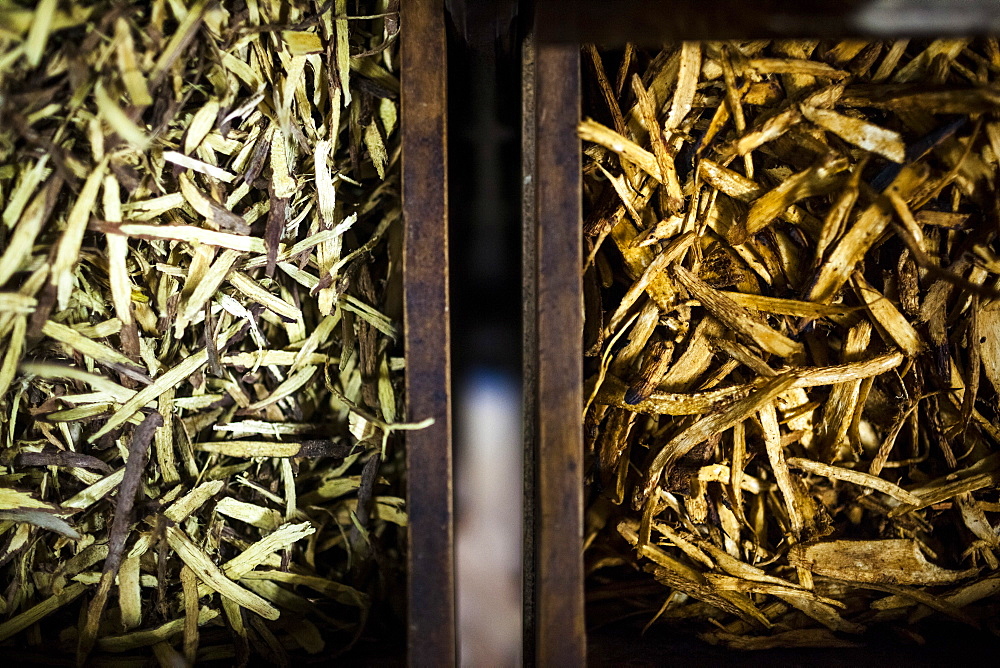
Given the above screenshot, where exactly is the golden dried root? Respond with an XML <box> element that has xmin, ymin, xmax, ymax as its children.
<box><xmin>582</xmin><ymin>38</ymin><xmax>1000</xmax><ymax>648</ymax></box>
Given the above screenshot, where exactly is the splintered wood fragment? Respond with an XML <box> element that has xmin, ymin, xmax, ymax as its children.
<box><xmin>852</xmin><ymin>272</ymin><xmax>924</xmax><ymax>356</ymax></box>
<box><xmin>732</xmin><ymin>155</ymin><xmax>848</xmax><ymax>244</ymax></box>
<box><xmin>735</xmin><ymin>107</ymin><xmax>803</xmax><ymax>156</ymax></box>
<box><xmin>636</xmin><ymin>374</ymin><xmax>797</xmax><ymax>509</ymax></box>
<box><xmin>40</xmin><ymin>320</ymin><xmax>141</xmax><ymax>371</ymax></box>
<box><xmin>178</xmin><ymin>172</ymin><xmax>249</xmax><ymax>233</ymax></box>
<box><xmin>597</xmin><ymin>353</ymin><xmax>903</xmax><ymax>416</ymax></box>
<box><xmin>97</xmin><ymin>608</ymin><xmax>220</xmax><ymax>653</ymax></box>
<box><xmin>240</xmin><ymin>569</ymin><xmax>368</xmax><ymax>607</ymax></box>
<box><xmin>51</xmin><ymin>160</ymin><xmax>107</xmax><ymax>310</ymax></box>
<box><xmin>800</xmin><ymin>106</ymin><xmax>906</xmax><ymax>162</ymax></box>
<box><xmin>181</xmin><ymin>566</ymin><xmax>200</xmax><ymax>664</ymax></box>
<box><xmin>699</xmin><ymin>158</ymin><xmax>764</xmax><ymax>200</ymax></box>
<box><xmin>166</xmin><ymin>526</ymin><xmax>279</xmax><ymax>620</ymax></box>
<box><xmin>808</xmin><ymin>164</ymin><xmax>927</xmax><ymax>303</ymax></box>
<box><xmin>24</xmin><ymin>0</ymin><xmax>58</xmax><ymax>66</ymax></box>
<box><xmin>673</xmin><ymin>265</ymin><xmax>803</xmax><ymax>358</ymax></box>
<box><xmin>697</xmin><ymin>540</ymin><xmax>864</xmax><ymax>633</ymax></box>
<box><xmin>606</xmin><ymin>231</ymin><xmax>694</xmax><ymax>332</ymax></box>
<box><xmin>625</xmin><ymin>340</ymin><xmax>674</xmax><ymax>405</ymax></box>
<box><xmin>730</xmin><ymin>421</ymin><xmax>748</xmax><ymax>526</ymax></box>
<box><xmin>633</xmin><ymin>74</ymin><xmax>683</xmax><ymax>211</ymax></box>
<box><xmin>89</xmin><ymin>349</ymin><xmax>210</xmax><ymax>442</ymax></box>
<box><xmin>890</xmin><ymin>456</ymin><xmax>1000</xmax><ymax>516</ymax></box>
<box><xmin>699</xmin><ymin>159</ymin><xmax>822</xmax><ymax>236</ymax></box>
<box><xmin>228</xmin><ymin>271</ymin><xmax>302</xmax><ymax>321</ymax></box>
<box><xmin>78</xmin><ymin>410</ymin><xmax>163</xmax><ymax>663</ymax></box>
<box><xmin>183</xmin><ymin>100</ymin><xmax>220</xmax><ymax>154</ymax></box>
<box><xmin>61</xmin><ymin>469</ymin><xmax>126</xmax><ymax>512</ymax></box>
<box><xmin>164</xmin><ymin>480</ymin><xmax>225</xmax><ymax>523</ymax></box>
<box><xmin>110</xmin><ymin>222</ymin><xmax>268</xmax><ymax>253</ymax></box>
<box><xmin>749</xmin><ymin>58</ymin><xmax>849</xmax><ymax>79</ymax></box>
<box><xmin>578</xmin><ymin>118</ymin><xmax>663</xmax><ymax>181</ymax></box>
<box><xmin>598</xmin><ymin>374</ymin><xmax>747</xmax><ymax>417</ymax></box>
<box><xmin>759</xmin><ymin>402</ymin><xmax>806</xmax><ymax>539</ymax></box>
<box><xmin>719</xmin><ymin>45</ymin><xmax>752</xmax><ymax>179</ymax></box>
<box><xmin>703</xmin><ymin>573</ymin><xmax>841</xmax><ymax>605</ymax></box>
<box><xmin>869</xmin><ymin>582</ymin><xmax>981</xmax><ymax>627</ymax></box>
<box><xmin>163</xmin><ymin>151</ymin><xmax>236</xmax><ymax>182</ymax></box>
<box><xmin>909</xmin><ymin>576</ymin><xmax>1000</xmax><ymax>623</ymax></box>
<box><xmin>195</xmin><ymin>439</ymin><xmax>350</xmax><ymax>458</ymax></box>
<box><xmin>789</xmin><ymin>540</ymin><xmax>979</xmax><ymax>585</ymax></box>
<box><xmin>220</xmin><ymin>523</ymin><xmax>317</xmax><ymax>582</ymax></box>
<box><xmin>816</xmin><ymin>155</ymin><xmax>865</xmax><ymax>264</ymax></box>
<box><xmin>977</xmin><ymin>298</ymin><xmax>1000</xmax><ymax>395</ymax></box>
<box><xmin>118</xmin><ymin>555</ymin><xmax>142</xmax><ymax>630</ymax></box>
<box><xmin>618</xmin><ymin>521</ymin><xmax>771</xmax><ymax>627</ymax></box>
<box><xmin>0</xmin><ymin>582</ymin><xmax>87</xmax><ymax>642</ymax></box>
<box><xmin>667</xmin><ymin>42</ymin><xmax>701</xmax><ymax>133</ymax></box>
<box><xmin>95</xmin><ymin>83</ymin><xmax>149</xmax><ymax>150</ymax></box>
<box><xmin>788</xmin><ymin>458</ymin><xmax>922</xmax><ymax>505</ymax></box>
<box><xmin>334</xmin><ymin>0</ymin><xmax>351</xmax><ymax>105</ymax></box>
<box><xmin>720</xmin><ymin>292</ymin><xmax>856</xmax><ymax>320</ymax></box>
<box><xmin>585</xmin><ymin>44</ymin><xmax>628</xmax><ymax>140</ymax></box>
<box><xmin>711</xmin><ymin>336</ymin><xmax>775</xmax><ymax>377</ymax></box>
<box><xmin>818</xmin><ymin>321</ymin><xmax>871</xmax><ymax>460</ymax></box>
<box><xmin>0</xmin><ymin>316</ymin><xmax>26</xmax><ymax>399</ymax></box>
<box><xmin>215</xmin><ymin>497</ymin><xmax>283</xmax><ymax>531</ymax></box>
<box><xmin>176</xmin><ymin>249</ymin><xmax>242</xmax><ymax>335</ymax></box>
<box><xmin>246</xmin><ymin>366</ymin><xmax>319</xmax><ymax>411</ymax></box>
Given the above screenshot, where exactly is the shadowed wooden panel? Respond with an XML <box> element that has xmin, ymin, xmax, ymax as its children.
<box><xmin>524</xmin><ymin>30</ymin><xmax>585</xmax><ymax>666</ymax></box>
<box><xmin>535</xmin><ymin>0</ymin><xmax>1000</xmax><ymax>44</ymax></box>
<box><xmin>402</xmin><ymin>0</ymin><xmax>455</xmax><ymax>665</ymax></box>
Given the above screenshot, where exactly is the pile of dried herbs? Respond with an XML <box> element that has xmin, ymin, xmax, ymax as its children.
<box><xmin>581</xmin><ymin>39</ymin><xmax>1000</xmax><ymax>649</ymax></box>
<box><xmin>0</xmin><ymin>0</ymin><xmax>406</xmax><ymax>663</ymax></box>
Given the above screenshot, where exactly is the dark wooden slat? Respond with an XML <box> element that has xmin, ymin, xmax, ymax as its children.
<box><xmin>536</xmin><ymin>0</ymin><xmax>1000</xmax><ymax>44</ymax></box>
<box><xmin>401</xmin><ymin>1</ymin><xmax>455</xmax><ymax>665</ymax></box>
<box><xmin>521</xmin><ymin>26</ymin><xmax>537</xmax><ymax>668</ymax></box>
<box><xmin>524</xmin><ymin>31</ymin><xmax>586</xmax><ymax>665</ymax></box>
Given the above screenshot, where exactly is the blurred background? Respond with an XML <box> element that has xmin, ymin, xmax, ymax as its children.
<box><xmin>446</xmin><ymin>5</ymin><xmax>524</xmax><ymax>665</ymax></box>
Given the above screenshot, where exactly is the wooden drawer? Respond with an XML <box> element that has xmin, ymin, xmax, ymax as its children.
<box><xmin>522</xmin><ymin>1</ymin><xmax>1000</xmax><ymax>663</ymax></box>
<box><xmin>0</xmin><ymin>0</ymin><xmax>453</xmax><ymax>664</ymax></box>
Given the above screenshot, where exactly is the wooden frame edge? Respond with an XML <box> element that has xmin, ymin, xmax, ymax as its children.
<box><xmin>402</xmin><ymin>0</ymin><xmax>456</xmax><ymax>664</ymax></box>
